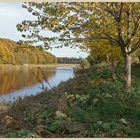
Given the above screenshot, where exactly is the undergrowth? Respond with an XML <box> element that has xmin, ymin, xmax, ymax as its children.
<box><xmin>0</xmin><ymin>64</ymin><xmax>140</xmax><ymax>137</ymax></box>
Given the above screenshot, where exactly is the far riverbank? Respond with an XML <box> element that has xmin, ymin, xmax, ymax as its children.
<box><xmin>0</xmin><ymin>63</ymin><xmax>80</xmax><ymax>69</ymax></box>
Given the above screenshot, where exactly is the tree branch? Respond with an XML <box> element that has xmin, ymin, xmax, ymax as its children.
<box><xmin>127</xmin><ymin>38</ymin><xmax>140</xmax><ymax>54</ymax></box>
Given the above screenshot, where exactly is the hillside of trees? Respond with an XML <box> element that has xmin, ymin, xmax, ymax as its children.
<box><xmin>0</xmin><ymin>38</ymin><xmax>57</xmax><ymax>64</ymax></box>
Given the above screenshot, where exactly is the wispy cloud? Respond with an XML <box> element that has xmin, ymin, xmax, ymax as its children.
<box><xmin>0</xmin><ymin>3</ymin><xmax>34</xmax><ymax>19</ymax></box>
<box><xmin>0</xmin><ymin>3</ymin><xmax>34</xmax><ymax>41</ymax></box>
<box><xmin>0</xmin><ymin>5</ymin><xmax>21</xmax><ymax>16</ymax></box>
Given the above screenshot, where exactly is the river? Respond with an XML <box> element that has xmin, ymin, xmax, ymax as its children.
<box><xmin>0</xmin><ymin>65</ymin><xmax>74</xmax><ymax>102</ymax></box>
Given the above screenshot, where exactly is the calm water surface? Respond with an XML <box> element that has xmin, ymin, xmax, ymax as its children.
<box><xmin>0</xmin><ymin>66</ymin><xmax>74</xmax><ymax>102</ymax></box>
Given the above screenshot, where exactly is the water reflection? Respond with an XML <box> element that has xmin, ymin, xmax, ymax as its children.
<box><xmin>0</xmin><ymin>66</ymin><xmax>74</xmax><ymax>102</ymax></box>
<box><xmin>0</xmin><ymin>67</ymin><xmax>55</xmax><ymax>95</ymax></box>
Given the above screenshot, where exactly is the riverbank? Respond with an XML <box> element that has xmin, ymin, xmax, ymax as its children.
<box><xmin>0</xmin><ymin>64</ymin><xmax>140</xmax><ymax>137</ymax></box>
<box><xmin>0</xmin><ymin>64</ymin><xmax>80</xmax><ymax>69</ymax></box>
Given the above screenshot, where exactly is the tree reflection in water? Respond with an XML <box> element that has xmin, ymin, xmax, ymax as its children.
<box><xmin>0</xmin><ymin>67</ymin><xmax>56</xmax><ymax>95</ymax></box>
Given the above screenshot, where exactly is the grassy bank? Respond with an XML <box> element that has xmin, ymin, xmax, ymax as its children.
<box><xmin>0</xmin><ymin>64</ymin><xmax>140</xmax><ymax>137</ymax></box>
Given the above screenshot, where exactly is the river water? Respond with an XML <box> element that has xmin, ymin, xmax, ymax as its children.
<box><xmin>0</xmin><ymin>66</ymin><xmax>74</xmax><ymax>102</ymax></box>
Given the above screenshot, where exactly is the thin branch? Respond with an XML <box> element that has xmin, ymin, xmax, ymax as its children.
<box><xmin>102</xmin><ymin>33</ymin><xmax>119</xmax><ymax>46</ymax></box>
<box><xmin>124</xmin><ymin>20</ymin><xmax>139</xmax><ymax>48</ymax></box>
<box><xmin>127</xmin><ymin>38</ymin><xmax>140</xmax><ymax>54</ymax></box>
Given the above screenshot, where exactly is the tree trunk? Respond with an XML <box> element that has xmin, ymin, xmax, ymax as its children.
<box><xmin>124</xmin><ymin>54</ymin><xmax>132</xmax><ymax>90</ymax></box>
<box><xmin>106</xmin><ymin>55</ymin><xmax>111</xmax><ymax>70</ymax></box>
<box><xmin>111</xmin><ymin>59</ymin><xmax>116</xmax><ymax>80</ymax></box>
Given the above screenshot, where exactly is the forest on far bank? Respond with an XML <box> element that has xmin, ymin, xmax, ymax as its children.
<box><xmin>0</xmin><ymin>38</ymin><xmax>57</xmax><ymax>65</ymax></box>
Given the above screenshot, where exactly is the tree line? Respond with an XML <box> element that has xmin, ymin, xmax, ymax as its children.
<box><xmin>57</xmin><ymin>57</ymin><xmax>81</xmax><ymax>64</ymax></box>
<box><xmin>0</xmin><ymin>38</ymin><xmax>57</xmax><ymax>64</ymax></box>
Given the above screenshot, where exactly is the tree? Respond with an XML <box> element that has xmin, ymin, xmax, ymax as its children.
<box><xmin>87</xmin><ymin>40</ymin><xmax>121</xmax><ymax>80</ymax></box>
<box><xmin>85</xmin><ymin>3</ymin><xmax>140</xmax><ymax>90</ymax></box>
<box><xmin>0</xmin><ymin>46</ymin><xmax>8</xmax><ymax>63</ymax></box>
<box><xmin>17</xmin><ymin>2</ymin><xmax>140</xmax><ymax>90</ymax></box>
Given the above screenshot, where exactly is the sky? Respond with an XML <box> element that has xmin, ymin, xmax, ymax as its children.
<box><xmin>0</xmin><ymin>2</ymin><xmax>88</xmax><ymax>58</ymax></box>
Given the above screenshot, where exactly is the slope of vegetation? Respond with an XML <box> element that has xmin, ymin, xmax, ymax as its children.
<box><xmin>0</xmin><ymin>63</ymin><xmax>140</xmax><ymax>138</ymax></box>
<box><xmin>0</xmin><ymin>38</ymin><xmax>57</xmax><ymax>64</ymax></box>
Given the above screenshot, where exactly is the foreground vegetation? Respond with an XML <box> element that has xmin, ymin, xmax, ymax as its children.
<box><xmin>0</xmin><ymin>63</ymin><xmax>140</xmax><ymax>138</ymax></box>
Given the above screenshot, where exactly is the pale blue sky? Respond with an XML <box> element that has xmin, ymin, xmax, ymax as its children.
<box><xmin>0</xmin><ymin>2</ymin><xmax>88</xmax><ymax>58</ymax></box>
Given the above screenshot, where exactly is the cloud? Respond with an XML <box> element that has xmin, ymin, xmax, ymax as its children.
<box><xmin>0</xmin><ymin>3</ymin><xmax>34</xmax><ymax>19</ymax></box>
<box><xmin>0</xmin><ymin>7</ymin><xmax>20</xmax><ymax>17</ymax></box>
<box><xmin>0</xmin><ymin>3</ymin><xmax>20</xmax><ymax>16</ymax></box>
<box><xmin>0</xmin><ymin>3</ymin><xmax>34</xmax><ymax>41</ymax></box>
